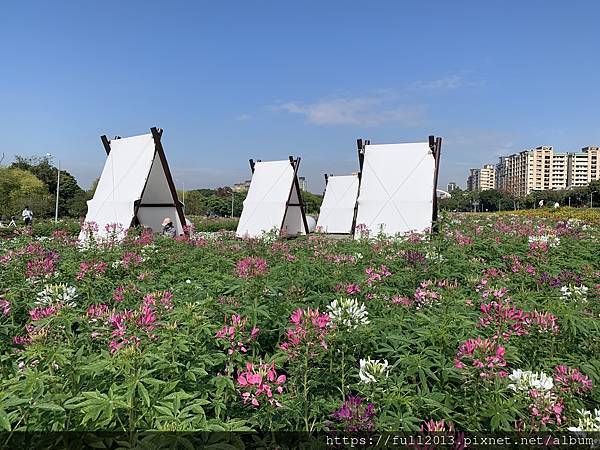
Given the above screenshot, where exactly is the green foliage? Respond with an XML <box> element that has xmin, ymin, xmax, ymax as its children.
<box><xmin>0</xmin><ymin>167</ymin><xmax>54</xmax><ymax>218</ymax></box>
<box><xmin>8</xmin><ymin>156</ymin><xmax>86</xmax><ymax>218</ymax></box>
<box><xmin>0</xmin><ymin>212</ymin><xmax>598</xmax><ymax>435</ymax></box>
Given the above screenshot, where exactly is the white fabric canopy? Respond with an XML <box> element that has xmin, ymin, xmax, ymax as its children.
<box><xmin>355</xmin><ymin>142</ymin><xmax>435</xmax><ymax>236</ymax></box>
<box><xmin>236</xmin><ymin>160</ymin><xmax>306</xmax><ymax>238</ymax></box>
<box><xmin>316</xmin><ymin>174</ymin><xmax>359</xmax><ymax>234</ymax></box>
<box><xmin>81</xmin><ymin>132</ymin><xmax>183</xmax><ymax>239</ymax></box>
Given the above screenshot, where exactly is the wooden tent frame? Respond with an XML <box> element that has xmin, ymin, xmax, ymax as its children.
<box><xmin>246</xmin><ymin>156</ymin><xmax>310</xmax><ymax>237</ymax></box>
<box><xmin>99</xmin><ymin>127</ymin><xmax>186</xmax><ymax>232</ymax></box>
<box><xmin>355</xmin><ymin>135</ymin><xmax>442</xmax><ymax>235</ymax></box>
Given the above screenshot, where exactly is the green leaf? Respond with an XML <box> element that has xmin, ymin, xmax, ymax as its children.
<box><xmin>0</xmin><ymin>408</ymin><xmax>11</xmax><ymax>432</ymax></box>
<box><xmin>138</xmin><ymin>383</ymin><xmax>151</xmax><ymax>407</ymax></box>
<box><xmin>34</xmin><ymin>402</ymin><xmax>65</xmax><ymax>412</ymax></box>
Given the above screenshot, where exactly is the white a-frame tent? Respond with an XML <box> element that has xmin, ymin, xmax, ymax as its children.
<box><xmin>354</xmin><ymin>136</ymin><xmax>442</xmax><ymax>237</ymax></box>
<box><xmin>316</xmin><ymin>173</ymin><xmax>360</xmax><ymax>234</ymax></box>
<box><xmin>236</xmin><ymin>157</ymin><xmax>309</xmax><ymax>238</ymax></box>
<box><xmin>81</xmin><ymin>127</ymin><xmax>186</xmax><ymax>239</ymax></box>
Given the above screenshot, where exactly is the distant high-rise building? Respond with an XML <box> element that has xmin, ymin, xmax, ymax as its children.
<box><xmin>447</xmin><ymin>182</ymin><xmax>458</xmax><ymax>191</ymax></box>
<box><xmin>466</xmin><ymin>165</ymin><xmax>496</xmax><ymax>191</ymax></box>
<box><xmin>567</xmin><ymin>146</ymin><xmax>600</xmax><ymax>188</ymax></box>
<box><xmin>466</xmin><ymin>168</ymin><xmax>479</xmax><ymax>191</ymax></box>
<box><xmin>479</xmin><ymin>165</ymin><xmax>496</xmax><ymax>190</ymax></box>
<box><xmin>232</xmin><ymin>180</ymin><xmax>252</xmax><ymax>192</ymax></box>
<box><xmin>298</xmin><ymin>176</ymin><xmax>307</xmax><ymax>192</ymax></box>
<box><xmin>496</xmin><ymin>145</ymin><xmax>600</xmax><ymax>197</ymax></box>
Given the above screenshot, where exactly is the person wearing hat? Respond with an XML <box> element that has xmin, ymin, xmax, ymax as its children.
<box><xmin>161</xmin><ymin>217</ymin><xmax>176</xmax><ymax>238</ymax></box>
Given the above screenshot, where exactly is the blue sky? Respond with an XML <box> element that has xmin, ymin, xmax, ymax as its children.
<box><xmin>2</xmin><ymin>1</ymin><xmax>600</xmax><ymax>192</ymax></box>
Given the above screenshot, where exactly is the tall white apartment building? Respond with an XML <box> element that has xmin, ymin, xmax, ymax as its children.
<box><xmin>496</xmin><ymin>145</ymin><xmax>600</xmax><ymax>197</ymax></box>
<box><xmin>466</xmin><ymin>164</ymin><xmax>496</xmax><ymax>191</ymax></box>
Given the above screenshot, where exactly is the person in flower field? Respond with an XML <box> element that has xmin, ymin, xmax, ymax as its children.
<box><xmin>161</xmin><ymin>217</ymin><xmax>176</xmax><ymax>238</ymax></box>
<box><xmin>22</xmin><ymin>206</ymin><xmax>33</xmax><ymax>226</ymax></box>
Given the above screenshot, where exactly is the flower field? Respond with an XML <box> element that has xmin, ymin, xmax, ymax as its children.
<box><xmin>1</xmin><ymin>214</ymin><xmax>599</xmax><ymax>436</ymax></box>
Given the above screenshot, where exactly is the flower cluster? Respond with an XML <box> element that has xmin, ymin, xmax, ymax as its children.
<box><xmin>327</xmin><ymin>298</ymin><xmax>369</xmax><ymax>330</ymax></box>
<box><xmin>280</xmin><ymin>308</ymin><xmax>330</xmax><ymax>357</ymax></box>
<box><xmin>523</xmin><ymin>310</ymin><xmax>559</xmax><ymax>334</ymax></box>
<box><xmin>528</xmin><ymin>234</ymin><xmax>560</xmax><ymax>249</ymax></box>
<box><xmin>507</xmin><ymin>365</ymin><xmax>592</xmax><ymax>430</ymax></box>
<box><xmin>553</xmin><ymin>365</ymin><xmax>593</xmax><ymax>394</ymax></box>
<box><xmin>364</xmin><ymin>265</ymin><xmax>391</xmax><ymax>287</ymax></box>
<box><xmin>508</xmin><ymin>369</ymin><xmax>554</xmax><ymax>393</ymax></box>
<box><xmin>30</xmin><ymin>306</ymin><xmax>60</xmax><ymax>321</ymax></box>
<box><xmin>86</xmin><ymin>303</ymin><xmax>110</xmax><ymax>322</ymax></box>
<box><xmin>568</xmin><ymin>409</ymin><xmax>600</xmax><ymax>432</ymax></box>
<box><xmin>528</xmin><ymin>389</ymin><xmax>564</xmax><ymax>428</ymax></box>
<box><xmin>0</xmin><ymin>297</ymin><xmax>10</xmax><ymax>316</ymax></box>
<box><xmin>237</xmin><ymin>362</ymin><xmax>286</xmax><ymax>408</ymax></box>
<box><xmin>76</xmin><ymin>260</ymin><xmax>107</xmax><ymax>280</ymax></box>
<box><xmin>330</xmin><ymin>395</ymin><xmax>376</xmax><ymax>432</ymax></box>
<box><xmin>121</xmin><ymin>252</ymin><xmax>143</xmax><ymax>269</ymax></box>
<box><xmin>235</xmin><ymin>257</ymin><xmax>268</xmax><ymax>279</ymax></box>
<box><xmin>478</xmin><ymin>298</ymin><xmax>560</xmax><ymax>339</ymax></box>
<box><xmin>560</xmin><ymin>285</ymin><xmax>589</xmax><ymax>303</ymax></box>
<box><xmin>403</xmin><ymin>250</ymin><xmax>426</xmax><ymax>266</ymax></box>
<box><xmin>454</xmin><ymin>337</ymin><xmax>507</xmax><ymax>379</ymax></box>
<box><xmin>36</xmin><ymin>283</ymin><xmax>78</xmax><ymax>308</ymax></box>
<box><xmin>479</xmin><ymin>299</ymin><xmax>527</xmax><ymax>340</ymax></box>
<box><xmin>215</xmin><ymin>314</ymin><xmax>260</xmax><ymax>355</ymax></box>
<box><xmin>358</xmin><ymin>358</ymin><xmax>390</xmax><ymax>384</ymax></box>
<box><xmin>391</xmin><ymin>280</ymin><xmax>441</xmax><ymax>309</ymax></box>
<box><xmin>102</xmin><ymin>291</ymin><xmax>174</xmax><ymax>354</ymax></box>
<box><xmin>26</xmin><ymin>249</ymin><xmax>60</xmax><ymax>281</ymax></box>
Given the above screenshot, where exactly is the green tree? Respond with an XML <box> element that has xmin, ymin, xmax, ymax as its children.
<box><xmin>0</xmin><ymin>167</ymin><xmax>54</xmax><ymax>218</ymax></box>
<box><xmin>301</xmin><ymin>191</ymin><xmax>323</xmax><ymax>215</ymax></box>
<box><xmin>10</xmin><ymin>156</ymin><xmax>85</xmax><ymax>217</ymax></box>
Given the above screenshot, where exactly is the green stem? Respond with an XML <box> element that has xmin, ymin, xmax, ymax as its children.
<box><xmin>340</xmin><ymin>345</ymin><xmax>345</xmax><ymax>399</ymax></box>
<box><xmin>303</xmin><ymin>348</ymin><xmax>309</xmax><ymax>431</ymax></box>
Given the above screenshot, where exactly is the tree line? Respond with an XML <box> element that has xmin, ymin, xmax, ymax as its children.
<box><xmin>440</xmin><ymin>180</ymin><xmax>600</xmax><ymax>212</ymax></box>
<box><xmin>0</xmin><ymin>155</ymin><xmax>324</xmax><ymax>220</ymax></box>
<box><xmin>180</xmin><ymin>188</ymin><xmax>323</xmax><ymax>217</ymax></box>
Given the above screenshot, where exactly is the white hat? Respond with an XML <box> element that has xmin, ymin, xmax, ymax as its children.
<box><xmin>162</xmin><ymin>217</ymin><xmax>172</xmax><ymax>226</ymax></box>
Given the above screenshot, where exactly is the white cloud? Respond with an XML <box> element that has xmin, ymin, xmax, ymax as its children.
<box><xmin>235</xmin><ymin>114</ymin><xmax>253</xmax><ymax>121</ymax></box>
<box><xmin>276</xmin><ymin>95</ymin><xmax>425</xmax><ymax>127</ymax></box>
<box><xmin>409</xmin><ymin>75</ymin><xmax>467</xmax><ymax>91</ymax></box>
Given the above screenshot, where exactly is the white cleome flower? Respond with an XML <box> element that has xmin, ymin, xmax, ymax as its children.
<box><xmin>561</xmin><ymin>285</ymin><xmax>589</xmax><ymax>303</ymax></box>
<box><xmin>36</xmin><ymin>283</ymin><xmax>78</xmax><ymax>308</ymax></box>
<box><xmin>507</xmin><ymin>369</ymin><xmax>554</xmax><ymax>392</ymax></box>
<box><xmin>327</xmin><ymin>298</ymin><xmax>370</xmax><ymax>330</ymax></box>
<box><xmin>358</xmin><ymin>358</ymin><xmax>390</xmax><ymax>384</ymax></box>
<box><xmin>568</xmin><ymin>409</ymin><xmax>600</xmax><ymax>432</ymax></box>
<box><xmin>528</xmin><ymin>234</ymin><xmax>560</xmax><ymax>247</ymax></box>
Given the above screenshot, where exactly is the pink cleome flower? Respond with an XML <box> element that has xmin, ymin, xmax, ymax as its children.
<box><xmin>280</xmin><ymin>308</ymin><xmax>331</xmax><ymax>358</ymax></box>
<box><xmin>0</xmin><ymin>298</ymin><xmax>10</xmax><ymax>316</ymax></box>
<box><xmin>235</xmin><ymin>257</ymin><xmax>269</xmax><ymax>279</ymax></box>
<box><xmin>237</xmin><ymin>361</ymin><xmax>286</xmax><ymax>408</ymax></box>
<box><xmin>455</xmin><ymin>337</ymin><xmax>507</xmax><ymax>379</ymax></box>
<box><xmin>215</xmin><ymin>314</ymin><xmax>259</xmax><ymax>356</ymax></box>
<box><xmin>553</xmin><ymin>365</ymin><xmax>593</xmax><ymax>394</ymax></box>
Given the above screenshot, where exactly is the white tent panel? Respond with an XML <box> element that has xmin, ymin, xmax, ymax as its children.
<box><xmin>281</xmin><ymin>179</ymin><xmax>306</xmax><ymax>236</ymax></box>
<box><xmin>236</xmin><ymin>160</ymin><xmax>299</xmax><ymax>238</ymax></box>
<box><xmin>316</xmin><ymin>175</ymin><xmax>359</xmax><ymax>234</ymax></box>
<box><xmin>355</xmin><ymin>142</ymin><xmax>435</xmax><ymax>236</ymax></box>
<box><xmin>142</xmin><ymin>156</ymin><xmax>177</xmax><ymax>204</ymax></box>
<box><xmin>82</xmin><ymin>134</ymin><xmax>156</xmax><ymax>238</ymax></box>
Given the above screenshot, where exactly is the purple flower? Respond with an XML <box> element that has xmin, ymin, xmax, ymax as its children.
<box><xmin>330</xmin><ymin>395</ymin><xmax>376</xmax><ymax>432</ymax></box>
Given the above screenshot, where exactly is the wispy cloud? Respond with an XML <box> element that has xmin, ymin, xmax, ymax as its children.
<box><xmin>274</xmin><ymin>75</ymin><xmax>479</xmax><ymax>127</ymax></box>
<box><xmin>235</xmin><ymin>114</ymin><xmax>253</xmax><ymax>121</ymax></box>
<box><xmin>276</xmin><ymin>95</ymin><xmax>425</xmax><ymax>127</ymax></box>
<box><xmin>409</xmin><ymin>75</ymin><xmax>466</xmax><ymax>91</ymax></box>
